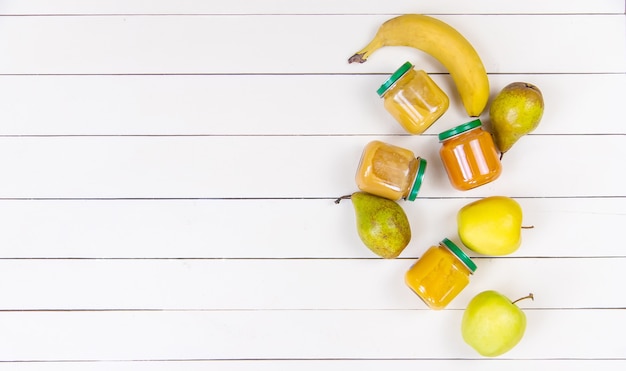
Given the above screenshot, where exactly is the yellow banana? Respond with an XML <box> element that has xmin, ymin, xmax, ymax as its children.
<box><xmin>349</xmin><ymin>14</ymin><xmax>489</xmax><ymax>117</ymax></box>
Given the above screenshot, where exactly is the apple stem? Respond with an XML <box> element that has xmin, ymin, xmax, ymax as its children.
<box><xmin>512</xmin><ymin>293</ymin><xmax>534</xmax><ymax>305</ymax></box>
<box><xmin>521</xmin><ymin>225</ymin><xmax>535</xmax><ymax>229</ymax></box>
<box><xmin>334</xmin><ymin>194</ymin><xmax>352</xmax><ymax>204</ymax></box>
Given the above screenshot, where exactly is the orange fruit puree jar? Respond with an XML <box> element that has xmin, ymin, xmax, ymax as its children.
<box><xmin>355</xmin><ymin>140</ymin><xmax>427</xmax><ymax>201</ymax></box>
<box><xmin>377</xmin><ymin>62</ymin><xmax>450</xmax><ymax>135</ymax></box>
<box><xmin>438</xmin><ymin>119</ymin><xmax>502</xmax><ymax>191</ymax></box>
<box><xmin>405</xmin><ymin>238</ymin><xmax>477</xmax><ymax>310</ymax></box>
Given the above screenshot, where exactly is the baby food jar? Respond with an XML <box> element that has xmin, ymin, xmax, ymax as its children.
<box><xmin>377</xmin><ymin>62</ymin><xmax>450</xmax><ymax>135</ymax></box>
<box><xmin>355</xmin><ymin>140</ymin><xmax>427</xmax><ymax>201</ymax></box>
<box><xmin>405</xmin><ymin>238</ymin><xmax>477</xmax><ymax>310</ymax></box>
<box><xmin>438</xmin><ymin>119</ymin><xmax>502</xmax><ymax>191</ymax></box>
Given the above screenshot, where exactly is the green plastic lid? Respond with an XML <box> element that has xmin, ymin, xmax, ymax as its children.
<box><xmin>406</xmin><ymin>157</ymin><xmax>427</xmax><ymax>201</ymax></box>
<box><xmin>377</xmin><ymin>62</ymin><xmax>413</xmax><ymax>97</ymax></box>
<box><xmin>440</xmin><ymin>238</ymin><xmax>477</xmax><ymax>273</ymax></box>
<box><xmin>438</xmin><ymin>119</ymin><xmax>482</xmax><ymax>141</ymax></box>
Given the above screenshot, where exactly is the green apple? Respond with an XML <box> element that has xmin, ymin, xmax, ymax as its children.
<box><xmin>461</xmin><ymin>290</ymin><xmax>533</xmax><ymax>357</ymax></box>
<box><xmin>457</xmin><ymin>196</ymin><xmax>523</xmax><ymax>255</ymax></box>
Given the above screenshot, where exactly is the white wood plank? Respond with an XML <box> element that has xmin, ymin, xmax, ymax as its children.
<box><xmin>1</xmin><ymin>360</ymin><xmax>624</xmax><ymax>371</ymax></box>
<box><xmin>0</xmin><ymin>309</ymin><xmax>623</xmax><ymax>360</ymax></box>
<box><xmin>0</xmin><ymin>15</ymin><xmax>623</xmax><ymax>74</ymax></box>
<box><xmin>0</xmin><ymin>198</ymin><xmax>621</xmax><ymax>259</ymax></box>
<box><xmin>0</xmin><ymin>136</ymin><xmax>621</xmax><ymax>198</ymax></box>
<box><xmin>0</xmin><ymin>74</ymin><xmax>622</xmax><ymax>136</ymax></box>
<box><xmin>0</xmin><ymin>258</ymin><xmax>621</xmax><ymax>310</ymax></box>
<box><xmin>0</xmin><ymin>0</ymin><xmax>621</xmax><ymax>15</ymax></box>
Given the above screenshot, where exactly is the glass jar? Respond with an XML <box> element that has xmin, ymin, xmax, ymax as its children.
<box><xmin>377</xmin><ymin>62</ymin><xmax>450</xmax><ymax>135</ymax></box>
<box><xmin>355</xmin><ymin>140</ymin><xmax>427</xmax><ymax>201</ymax></box>
<box><xmin>438</xmin><ymin>119</ymin><xmax>502</xmax><ymax>191</ymax></box>
<box><xmin>405</xmin><ymin>238</ymin><xmax>477</xmax><ymax>310</ymax></box>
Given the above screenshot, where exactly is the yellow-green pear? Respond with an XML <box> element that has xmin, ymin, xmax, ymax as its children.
<box><xmin>489</xmin><ymin>82</ymin><xmax>544</xmax><ymax>154</ymax></box>
<box><xmin>457</xmin><ymin>196</ymin><xmax>523</xmax><ymax>256</ymax></box>
<box><xmin>336</xmin><ymin>192</ymin><xmax>411</xmax><ymax>258</ymax></box>
<box><xmin>462</xmin><ymin>290</ymin><xmax>533</xmax><ymax>357</ymax></box>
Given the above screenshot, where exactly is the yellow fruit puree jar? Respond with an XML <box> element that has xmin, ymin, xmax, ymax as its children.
<box><xmin>438</xmin><ymin>119</ymin><xmax>502</xmax><ymax>191</ymax></box>
<box><xmin>355</xmin><ymin>140</ymin><xmax>427</xmax><ymax>201</ymax></box>
<box><xmin>377</xmin><ymin>62</ymin><xmax>450</xmax><ymax>135</ymax></box>
<box><xmin>405</xmin><ymin>238</ymin><xmax>477</xmax><ymax>310</ymax></box>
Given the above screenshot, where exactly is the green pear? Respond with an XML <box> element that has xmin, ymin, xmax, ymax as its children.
<box><xmin>489</xmin><ymin>82</ymin><xmax>544</xmax><ymax>154</ymax></box>
<box><xmin>462</xmin><ymin>290</ymin><xmax>533</xmax><ymax>357</ymax></box>
<box><xmin>336</xmin><ymin>192</ymin><xmax>411</xmax><ymax>258</ymax></box>
<box><xmin>457</xmin><ymin>196</ymin><xmax>523</xmax><ymax>256</ymax></box>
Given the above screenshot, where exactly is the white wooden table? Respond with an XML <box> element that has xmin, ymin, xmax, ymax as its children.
<box><xmin>0</xmin><ymin>1</ymin><xmax>624</xmax><ymax>369</ymax></box>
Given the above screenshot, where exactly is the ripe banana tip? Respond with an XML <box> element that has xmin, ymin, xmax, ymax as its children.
<box><xmin>348</xmin><ymin>53</ymin><xmax>367</xmax><ymax>64</ymax></box>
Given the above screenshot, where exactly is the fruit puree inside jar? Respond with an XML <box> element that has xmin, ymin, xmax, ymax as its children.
<box><xmin>405</xmin><ymin>239</ymin><xmax>476</xmax><ymax>310</ymax></box>
<box><xmin>439</xmin><ymin>120</ymin><xmax>501</xmax><ymax>191</ymax></box>
<box><xmin>355</xmin><ymin>140</ymin><xmax>425</xmax><ymax>201</ymax></box>
<box><xmin>379</xmin><ymin>63</ymin><xmax>449</xmax><ymax>135</ymax></box>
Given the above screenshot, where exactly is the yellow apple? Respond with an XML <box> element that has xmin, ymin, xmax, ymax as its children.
<box><xmin>457</xmin><ymin>196</ymin><xmax>523</xmax><ymax>255</ymax></box>
<box><xmin>462</xmin><ymin>290</ymin><xmax>533</xmax><ymax>357</ymax></box>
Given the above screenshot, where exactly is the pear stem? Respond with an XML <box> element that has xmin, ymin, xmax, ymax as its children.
<box><xmin>521</xmin><ymin>225</ymin><xmax>535</xmax><ymax>229</ymax></box>
<box><xmin>499</xmin><ymin>152</ymin><xmax>504</xmax><ymax>161</ymax></box>
<box><xmin>334</xmin><ymin>194</ymin><xmax>352</xmax><ymax>204</ymax></box>
<box><xmin>512</xmin><ymin>293</ymin><xmax>534</xmax><ymax>305</ymax></box>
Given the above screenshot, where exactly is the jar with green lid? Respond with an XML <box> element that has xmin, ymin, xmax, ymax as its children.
<box><xmin>377</xmin><ymin>62</ymin><xmax>450</xmax><ymax>135</ymax></box>
<box><xmin>405</xmin><ymin>238</ymin><xmax>477</xmax><ymax>310</ymax></box>
<box><xmin>438</xmin><ymin>119</ymin><xmax>502</xmax><ymax>191</ymax></box>
<box><xmin>355</xmin><ymin>140</ymin><xmax>427</xmax><ymax>201</ymax></box>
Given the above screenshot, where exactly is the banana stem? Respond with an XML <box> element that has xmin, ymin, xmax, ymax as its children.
<box><xmin>348</xmin><ymin>53</ymin><xmax>367</xmax><ymax>64</ymax></box>
<box><xmin>347</xmin><ymin>37</ymin><xmax>383</xmax><ymax>64</ymax></box>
